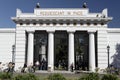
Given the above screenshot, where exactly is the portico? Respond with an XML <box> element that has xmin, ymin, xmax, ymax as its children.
<box><xmin>12</xmin><ymin>8</ymin><xmax>112</xmax><ymax>72</ymax></box>
<box><xmin>25</xmin><ymin>29</ymin><xmax>96</xmax><ymax>72</ymax></box>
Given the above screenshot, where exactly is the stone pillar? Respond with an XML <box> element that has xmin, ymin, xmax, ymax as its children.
<box><xmin>88</xmin><ymin>30</ymin><xmax>96</xmax><ymax>72</ymax></box>
<box><xmin>41</xmin><ymin>45</ymin><xmax>46</xmax><ymax>61</ymax></box>
<box><xmin>27</xmin><ymin>31</ymin><xmax>34</xmax><ymax>66</ymax></box>
<box><xmin>48</xmin><ymin>31</ymin><xmax>54</xmax><ymax>71</ymax></box>
<box><xmin>68</xmin><ymin>32</ymin><xmax>75</xmax><ymax>71</ymax></box>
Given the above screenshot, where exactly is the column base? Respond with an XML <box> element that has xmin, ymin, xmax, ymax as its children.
<box><xmin>48</xmin><ymin>65</ymin><xmax>54</xmax><ymax>72</ymax></box>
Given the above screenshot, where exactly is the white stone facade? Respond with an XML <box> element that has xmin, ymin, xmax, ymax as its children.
<box><xmin>0</xmin><ymin>29</ymin><xmax>15</xmax><ymax>69</ymax></box>
<box><xmin>0</xmin><ymin>8</ymin><xmax>120</xmax><ymax>72</ymax></box>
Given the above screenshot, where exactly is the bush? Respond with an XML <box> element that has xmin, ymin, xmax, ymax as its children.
<box><xmin>26</xmin><ymin>74</ymin><xmax>39</xmax><ymax>80</ymax></box>
<box><xmin>0</xmin><ymin>72</ymin><xmax>12</xmax><ymax>79</ymax></box>
<box><xmin>47</xmin><ymin>73</ymin><xmax>66</xmax><ymax>80</ymax></box>
<box><xmin>78</xmin><ymin>73</ymin><xmax>100</xmax><ymax>80</ymax></box>
<box><xmin>12</xmin><ymin>74</ymin><xmax>26</xmax><ymax>80</ymax></box>
<box><xmin>101</xmin><ymin>74</ymin><xmax>119</xmax><ymax>80</ymax></box>
<box><xmin>12</xmin><ymin>73</ymin><xmax>39</xmax><ymax>80</ymax></box>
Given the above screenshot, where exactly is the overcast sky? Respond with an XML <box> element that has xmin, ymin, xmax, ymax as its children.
<box><xmin>0</xmin><ymin>0</ymin><xmax>119</xmax><ymax>28</ymax></box>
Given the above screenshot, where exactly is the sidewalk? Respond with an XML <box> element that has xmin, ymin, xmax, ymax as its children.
<box><xmin>34</xmin><ymin>70</ymin><xmax>81</xmax><ymax>78</ymax></box>
<box><xmin>35</xmin><ymin>70</ymin><xmax>75</xmax><ymax>74</ymax></box>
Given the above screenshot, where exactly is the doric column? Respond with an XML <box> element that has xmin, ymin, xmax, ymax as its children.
<box><xmin>88</xmin><ymin>30</ymin><xmax>96</xmax><ymax>72</ymax></box>
<box><xmin>68</xmin><ymin>31</ymin><xmax>75</xmax><ymax>71</ymax></box>
<box><xmin>48</xmin><ymin>31</ymin><xmax>54</xmax><ymax>71</ymax></box>
<box><xmin>27</xmin><ymin>31</ymin><xmax>34</xmax><ymax>66</ymax></box>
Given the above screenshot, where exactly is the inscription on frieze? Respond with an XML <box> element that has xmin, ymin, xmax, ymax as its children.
<box><xmin>35</xmin><ymin>10</ymin><xmax>87</xmax><ymax>17</ymax></box>
<box><xmin>39</xmin><ymin>11</ymin><xmax>83</xmax><ymax>16</ymax></box>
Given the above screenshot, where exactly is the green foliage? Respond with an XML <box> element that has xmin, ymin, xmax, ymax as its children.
<box><xmin>12</xmin><ymin>74</ymin><xmax>26</xmax><ymax>80</ymax></box>
<box><xmin>0</xmin><ymin>72</ymin><xmax>12</xmax><ymax>79</ymax></box>
<box><xmin>47</xmin><ymin>73</ymin><xmax>66</xmax><ymax>80</ymax></box>
<box><xmin>95</xmin><ymin>68</ymin><xmax>100</xmax><ymax>73</ymax></box>
<box><xmin>101</xmin><ymin>74</ymin><xmax>119</xmax><ymax>80</ymax></box>
<box><xmin>78</xmin><ymin>73</ymin><xmax>100</xmax><ymax>80</ymax></box>
<box><xmin>12</xmin><ymin>73</ymin><xmax>39</xmax><ymax>80</ymax></box>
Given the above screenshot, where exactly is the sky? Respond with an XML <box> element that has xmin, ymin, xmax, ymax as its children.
<box><xmin>0</xmin><ymin>0</ymin><xmax>119</xmax><ymax>28</ymax></box>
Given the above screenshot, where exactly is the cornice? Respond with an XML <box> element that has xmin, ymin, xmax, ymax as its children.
<box><xmin>12</xmin><ymin>17</ymin><xmax>112</xmax><ymax>23</ymax></box>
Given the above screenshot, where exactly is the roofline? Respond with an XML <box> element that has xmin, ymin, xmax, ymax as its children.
<box><xmin>0</xmin><ymin>28</ymin><xmax>15</xmax><ymax>33</ymax></box>
<box><xmin>107</xmin><ymin>28</ymin><xmax>120</xmax><ymax>33</ymax></box>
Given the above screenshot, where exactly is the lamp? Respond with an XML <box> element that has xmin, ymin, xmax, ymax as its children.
<box><xmin>12</xmin><ymin>45</ymin><xmax>15</xmax><ymax>63</ymax></box>
<box><xmin>107</xmin><ymin>45</ymin><xmax>110</xmax><ymax>68</ymax></box>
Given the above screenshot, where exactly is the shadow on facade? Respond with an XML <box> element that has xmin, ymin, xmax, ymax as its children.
<box><xmin>111</xmin><ymin>44</ymin><xmax>120</xmax><ymax>68</ymax></box>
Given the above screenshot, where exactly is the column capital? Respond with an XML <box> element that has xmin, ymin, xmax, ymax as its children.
<box><xmin>27</xmin><ymin>30</ymin><xmax>35</xmax><ymax>33</ymax></box>
<box><xmin>87</xmin><ymin>30</ymin><xmax>96</xmax><ymax>33</ymax></box>
<box><xmin>47</xmin><ymin>30</ymin><xmax>55</xmax><ymax>33</ymax></box>
<box><xmin>67</xmin><ymin>30</ymin><xmax>75</xmax><ymax>33</ymax></box>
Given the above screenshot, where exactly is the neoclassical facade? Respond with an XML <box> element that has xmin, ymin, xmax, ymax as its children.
<box><xmin>1</xmin><ymin>7</ymin><xmax>120</xmax><ymax>72</ymax></box>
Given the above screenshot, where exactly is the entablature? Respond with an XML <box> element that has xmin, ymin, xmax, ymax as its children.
<box><xmin>12</xmin><ymin>17</ymin><xmax>112</xmax><ymax>24</ymax></box>
<box><xmin>12</xmin><ymin>8</ymin><xmax>113</xmax><ymax>27</ymax></box>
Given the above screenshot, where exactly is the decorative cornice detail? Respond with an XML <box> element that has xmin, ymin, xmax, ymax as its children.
<box><xmin>12</xmin><ymin>17</ymin><xmax>112</xmax><ymax>22</ymax></box>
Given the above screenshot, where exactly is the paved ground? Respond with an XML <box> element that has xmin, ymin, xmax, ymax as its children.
<box><xmin>35</xmin><ymin>70</ymin><xmax>74</xmax><ymax>74</ymax></box>
<box><xmin>33</xmin><ymin>70</ymin><xmax>88</xmax><ymax>78</ymax></box>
